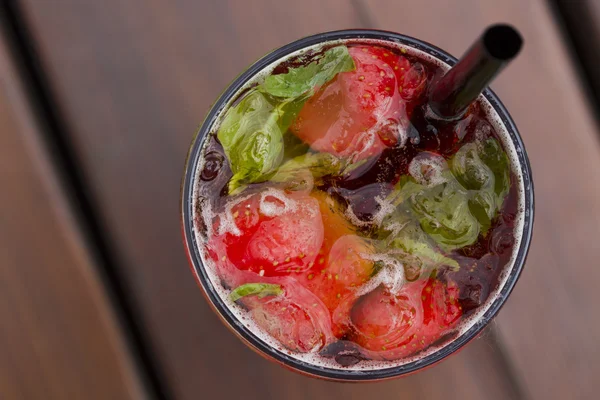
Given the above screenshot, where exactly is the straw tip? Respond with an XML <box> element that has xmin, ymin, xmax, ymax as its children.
<box><xmin>484</xmin><ymin>24</ymin><xmax>523</xmax><ymax>61</ymax></box>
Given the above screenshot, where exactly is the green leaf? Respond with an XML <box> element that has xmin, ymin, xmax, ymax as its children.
<box><xmin>218</xmin><ymin>46</ymin><xmax>356</xmax><ymax>194</ymax></box>
<box><xmin>386</xmin><ymin>176</ymin><xmax>426</xmax><ymax>208</ymax></box>
<box><xmin>262</xmin><ymin>46</ymin><xmax>355</xmax><ymax>98</ymax></box>
<box><xmin>281</xmin><ymin>127</ymin><xmax>310</xmax><ymax>160</ymax></box>
<box><xmin>393</xmin><ymin>237</ymin><xmax>460</xmax><ymax>272</ymax></box>
<box><xmin>410</xmin><ymin>177</ymin><xmax>480</xmax><ymax>251</ymax></box>
<box><xmin>230</xmin><ymin>283</ymin><xmax>283</xmax><ymax>302</ymax></box>
<box><xmin>468</xmin><ymin>190</ymin><xmax>496</xmax><ymax>234</ymax></box>
<box><xmin>273</xmin><ymin>152</ymin><xmax>342</xmax><ymax>180</ymax></box>
<box><xmin>451</xmin><ymin>143</ymin><xmax>494</xmax><ymax>191</ymax></box>
<box><xmin>265</xmin><ymin>152</ymin><xmax>342</xmax><ymax>192</ymax></box>
<box><xmin>381</xmin><ymin>140</ymin><xmax>511</xmax><ymax>253</ymax></box>
<box><xmin>386</xmin><ymin>172</ymin><xmax>480</xmax><ymax>251</ymax></box>
<box><xmin>479</xmin><ymin>138</ymin><xmax>511</xmax><ymax>205</ymax></box>
<box><xmin>217</xmin><ymin>90</ymin><xmax>306</xmax><ymax>193</ymax></box>
<box><xmin>451</xmin><ymin>138</ymin><xmax>510</xmax><ymax>229</ymax></box>
<box><xmin>380</xmin><ymin>215</ymin><xmax>459</xmax><ymax>278</ymax></box>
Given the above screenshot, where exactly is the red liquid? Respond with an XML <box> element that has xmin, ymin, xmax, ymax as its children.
<box><xmin>194</xmin><ymin>42</ymin><xmax>518</xmax><ymax>367</ymax></box>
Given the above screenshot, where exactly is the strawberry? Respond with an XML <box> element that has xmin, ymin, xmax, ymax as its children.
<box><xmin>209</xmin><ymin>190</ymin><xmax>324</xmax><ymax>278</ymax></box>
<box><xmin>208</xmin><ymin>189</ymin><xmax>376</xmax><ymax>341</ymax></box>
<box><xmin>231</xmin><ymin>279</ymin><xmax>334</xmax><ymax>353</ymax></box>
<box><xmin>291</xmin><ymin>45</ymin><xmax>430</xmax><ymax>162</ymax></box>
<box><xmin>291</xmin><ymin>46</ymin><xmax>407</xmax><ymax>161</ymax></box>
<box><xmin>348</xmin><ymin>277</ymin><xmax>462</xmax><ymax>360</ymax></box>
<box><xmin>298</xmin><ymin>191</ymin><xmax>375</xmax><ymax>337</ymax></box>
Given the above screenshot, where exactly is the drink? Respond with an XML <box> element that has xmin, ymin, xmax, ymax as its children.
<box><xmin>181</xmin><ymin>30</ymin><xmax>533</xmax><ymax>380</ymax></box>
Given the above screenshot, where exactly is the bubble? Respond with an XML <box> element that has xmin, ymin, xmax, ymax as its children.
<box><xmin>408</xmin><ymin>152</ymin><xmax>448</xmax><ymax>186</ymax></box>
<box><xmin>476</xmin><ymin>120</ymin><xmax>493</xmax><ymax>141</ymax></box>
<box><xmin>200</xmin><ymin>151</ymin><xmax>224</xmax><ymax>181</ymax></box>
<box><xmin>491</xmin><ymin>227</ymin><xmax>515</xmax><ymax>255</ymax></box>
<box><xmin>407</xmin><ymin>123</ymin><xmax>421</xmax><ymax>144</ymax></box>
<box><xmin>377</xmin><ymin>118</ymin><xmax>403</xmax><ymax>147</ymax></box>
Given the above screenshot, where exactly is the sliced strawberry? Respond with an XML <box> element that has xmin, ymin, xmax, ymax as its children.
<box><xmin>365</xmin><ymin>46</ymin><xmax>411</xmax><ymax>85</ymax></box>
<box><xmin>350</xmin><ymin>285</ymin><xmax>419</xmax><ymax>354</ymax></box>
<box><xmin>302</xmin><ymin>235</ymin><xmax>375</xmax><ymax>336</ymax></box>
<box><xmin>422</xmin><ymin>276</ymin><xmax>462</xmax><ymax>329</ymax></box>
<box><xmin>348</xmin><ymin>277</ymin><xmax>462</xmax><ymax>360</ymax></box>
<box><xmin>291</xmin><ymin>46</ymin><xmax>406</xmax><ymax>161</ymax></box>
<box><xmin>297</xmin><ymin>191</ymin><xmax>375</xmax><ymax>337</ymax></box>
<box><xmin>367</xmin><ymin>46</ymin><xmax>428</xmax><ymax>100</ymax></box>
<box><xmin>209</xmin><ymin>190</ymin><xmax>324</xmax><ymax>278</ymax></box>
<box><xmin>233</xmin><ymin>279</ymin><xmax>333</xmax><ymax>353</ymax></box>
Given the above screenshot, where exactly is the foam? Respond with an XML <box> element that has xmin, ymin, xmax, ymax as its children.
<box><xmin>216</xmin><ymin>193</ymin><xmax>253</xmax><ymax>237</ymax></box>
<box><xmin>191</xmin><ymin>37</ymin><xmax>528</xmax><ymax>372</ymax></box>
<box><xmin>199</xmin><ymin>198</ymin><xmax>215</xmax><ymax>237</ymax></box>
<box><xmin>358</xmin><ymin>252</ymin><xmax>406</xmax><ymax>296</ymax></box>
<box><xmin>344</xmin><ymin>205</ymin><xmax>373</xmax><ymax>228</ymax></box>
<box><xmin>259</xmin><ymin>188</ymin><xmax>298</xmax><ymax>217</ymax></box>
<box><xmin>344</xmin><ymin>194</ymin><xmax>396</xmax><ymax>229</ymax></box>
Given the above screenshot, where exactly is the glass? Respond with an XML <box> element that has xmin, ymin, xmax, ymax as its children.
<box><xmin>180</xmin><ymin>29</ymin><xmax>534</xmax><ymax>381</ymax></box>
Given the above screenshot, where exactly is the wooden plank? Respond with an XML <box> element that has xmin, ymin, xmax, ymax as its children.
<box><xmin>17</xmin><ymin>1</ymin><xmax>525</xmax><ymax>399</ymax></box>
<box><xmin>554</xmin><ymin>0</ymin><xmax>600</xmax><ymax>108</ymax></box>
<box><xmin>362</xmin><ymin>0</ymin><xmax>600</xmax><ymax>399</ymax></box>
<box><xmin>0</xmin><ymin>23</ymin><xmax>146</xmax><ymax>400</ymax></box>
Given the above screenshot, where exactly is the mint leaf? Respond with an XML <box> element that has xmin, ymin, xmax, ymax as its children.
<box><xmin>380</xmin><ymin>215</ymin><xmax>460</xmax><ymax>278</ymax></box>
<box><xmin>270</xmin><ymin>152</ymin><xmax>342</xmax><ymax>188</ymax></box>
<box><xmin>388</xmin><ymin>177</ymin><xmax>431</xmax><ymax>208</ymax></box>
<box><xmin>218</xmin><ymin>46</ymin><xmax>356</xmax><ymax>194</ymax></box>
<box><xmin>217</xmin><ymin>90</ymin><xmax>306</xmax><ymax>193</ymax></box>
<box><xmin>386</xmin><ymin>172</ymin><xmax>480</xmax><ymax>251</ymax></box>
<box><xmin>451</xmin><ymin>138</ymin><xmax>510</xmax><ymax>231</ymax></box>
<box><xmin>451</xmin><ymin>143</ymin><xmax>494</xmax><ymax>191</ymax></box>
<box><xmin>452</xmin><ymin>139</ymin><xmax>510</xmax><ymax>206</ymax></box>
<box><xmin>410</xmin><ymin>176</ymin><xmax>480</xmax><ymax>251</ymax></box>
<box><xmin>381</xmin><ymin>140</ymin><xmax>511</xmax><ymax>253</ymax></box>
<box><xmin>230</xmin><ymin>283</ymin><xmax>283</xmax><ymax>302</ymax></box>
<box><xmin>392</xmin><ymin>237</ymin><xmax>460</xmax><ymax>274</ymax></box>
<box><xmin>263</xmin><ymin>46</ymin><xmax>355</xmax><ymax>98</ymax></box>
<box><xmin>468</xmin><ymin>190</ymin><xmax>496</xmax><ymax>234</ymax></box>
<box><xmin>479</xmin><ymin>138</ymin><xmax>511</xmax><ymax>205</ymax></box>
<box><xmin>278</xmin><ymin>152</ymin><xmax>342</xmax><ymax>177</ymax></box>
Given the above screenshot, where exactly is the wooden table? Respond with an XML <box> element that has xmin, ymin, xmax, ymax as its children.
<box><xmin>2</xmin><ymin>1</ymin><xmax>599</xmax><ymax>399</ymax></box>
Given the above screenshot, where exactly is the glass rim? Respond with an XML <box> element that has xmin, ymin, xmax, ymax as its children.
<box><xmin>180</xmin><ymin>29</ymin><xmax>535</xmax><ymax>381</ymax></box>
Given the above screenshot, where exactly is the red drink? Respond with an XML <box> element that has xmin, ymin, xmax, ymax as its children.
<box><xmin>182</xmin><ymin>31</ymin><xmax>533</xmax><ymax>379</ymax></box>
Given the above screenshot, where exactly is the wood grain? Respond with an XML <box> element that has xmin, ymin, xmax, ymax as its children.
<box><xmin>15</xmin><ymin>0</ymin><xmax>526</xmax><ymax>399</ymax></box>
<box><xmin>362</xmin><ymin>0</ymin><xmax>600</xmax><ymax>399</ymax></box>
<box><xmin>0</xmin><ymin>24</ymin><xmax>145</xmax><ymax>400</ymax></box>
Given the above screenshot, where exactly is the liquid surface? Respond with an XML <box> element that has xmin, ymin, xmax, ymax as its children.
<box><xmin>192</xmin><ymin>40</ymin><xmax>523</xmax><ymax>369</ymax></box>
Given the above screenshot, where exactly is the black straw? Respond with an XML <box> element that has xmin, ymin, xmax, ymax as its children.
<box><xmin>428</xmin><ymin>24</ymin><xmax>523</xmax><ymax>119</ymax></box>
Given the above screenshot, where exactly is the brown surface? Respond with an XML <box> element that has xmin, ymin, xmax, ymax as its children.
<box><xmin>15</xmin><ymin>0</ymin><xmax>600</xmax><ymax>399</ymax></box>
<box><xmin>0</xmin><ymin>26</ymin><xmax>145</xmax><ymax>400</ymax></box>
